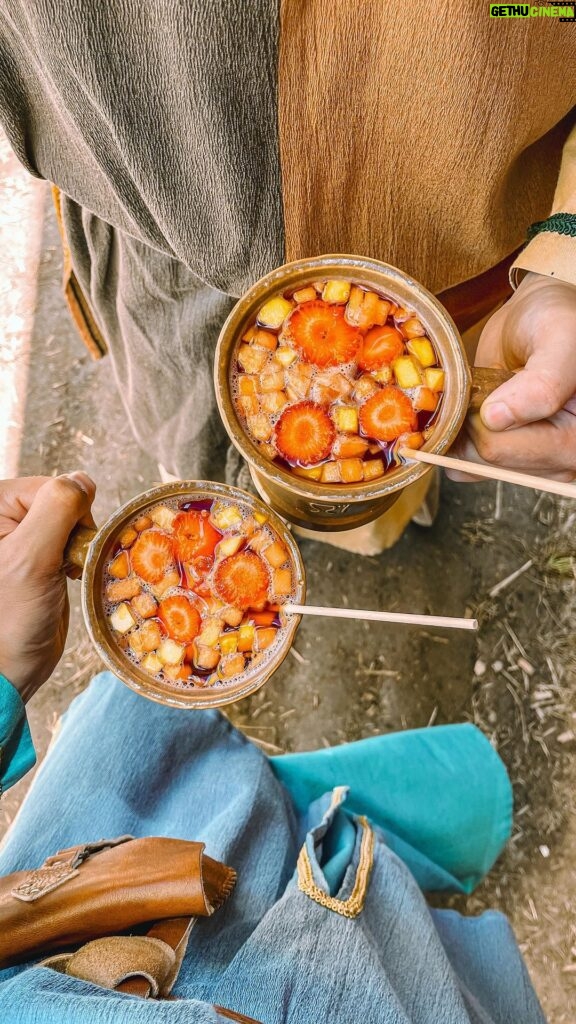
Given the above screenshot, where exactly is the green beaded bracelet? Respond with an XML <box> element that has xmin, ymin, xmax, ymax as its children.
<box><xmin>527</xmin><ymin>213</ymin><xmax>576</xmax><ymax>241</ymax></box>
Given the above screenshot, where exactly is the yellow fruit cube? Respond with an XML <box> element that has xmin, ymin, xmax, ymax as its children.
<box><xmin>210</xmin><ymin>502</ymin><xmax>243</xmax><ymax>530</ymax></box>
<box><xmin>110</xmin><ymin>602</ymin><xmax>136</xmax><ymax>634</ymax></box>
<box><xmin>157</xmin><ymin>638</ymin><xmax>185</xmax><ymax>666</ymax></box>
<box><xmin>393</xmin><ymin>356</ymin><xmax>422</xmax><ymax>389</ymax></box>
<box><xmin>221</xmin><ymin>606</ymin><xmax>244</xmax><ymax>627</ymax></box>
<box><xmin>237</xmin><ymin>344</ymin><xmax>269</xmax><ymax>375</ymax></box>
<box><xmin>257</xmin><ymin>296</ymin><xmax>294</xmax><ymax>330</ymax></box>
<box><xmin>273</xmin><ymin>568</ymin><xmax>292</xmax><ymax>597</ymax></box>
<box><xmin>333</xmin><ymin>405</ymin><xmax>359</xmax><ymax>434</ymax></box>
<box><xmin>238</xmin><ymin>623</ymin><xmax>256</xmax><ymax>652</ymax></box>
<box><xmin>260</xmin><ymin>367</ymin><xmax>285</xmax><ymax>393</ymax></box>
<box><xmin>321</xmin><ymin>461</ymin><xmax>341</xmax><ymax>483</ymax></box>
<box><xmin>149</xmin><ymin>504</ymin><xmax>176</xmax><ymax>530</ymax></box>
<box><xmin>215</xmin><ymin>534</ymin><xmax>243</xmax><ymax>559</ymax></box>
<box><xmin>293</xmin><ymin>286</ymin><xmax>317</xmax><ymax>304</ymax></box>
<box><xmin>403</xmin><ymin>317</ymin><xmax>426</xmax><ymax>338</ymax></box>
<box><xmin>197</xmin><ymin>618</ymin><xmax>224</xmax><ymax>648</ymax></box>
<box><xmin>219</xmin><ymin>632</ymin><xmax>239</xmax><ymax>656</ymax></box>
<box><xmin>263</xmin><ymin>540</ymin><xmax>288</xmax><ymax>568</ymax></box>
<box><xmin>373</xmin><ymin>366</ymin><xmax>392</xmax><ymax>384</ymax></box>
<box><xmin>407</xmin><ymin>338</ymin><xmax>436</xmax><ymax>368</ymax></box>
<box><xmin>274</xmin><ymin>346</ymin><xmax>298</xmax><ymax>368</ymax></box>
<box><xmin>337</xmin><ymin>458</ymin><xmax>364</xmax><ymax>483</ymax></box>
<box><xmin>363</xmin><ymin>458</ymin><xmax>385</xmax><ymax>481</ymax></box>
<box><xmin>322</xmin><ymin>280</ymin><xmax>351</xmax><ymax>304</ymax></box>
<box><xmin>253</xmin><ymin>511</ymin><xmax>268</xmax><ymax>525</ymax></box>
<box><xmin>261</xmin><ymin>391</ymin><xmax>288</xmax><ymax>415</ymax></box>
<box><xmin>141</xmin><ymin>653</ymin><xmax>163</xmax><ymax>675</ymax></box>
<box><xmin>424</xmin><ymin>367</ymin><xmax>445</xmax><ymax>392</ymax></box>
<box><xmin>292</xmin><ymin>465</ymin><xmax>323</xmax><ymax>481</ymax></box>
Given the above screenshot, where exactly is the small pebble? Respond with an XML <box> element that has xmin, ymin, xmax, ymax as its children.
<box><xmin>474</xmin><ymin>659</ymin><xmax>486</xmax><ymax>677</ymax></box>
<box><xmin>557</xmin><ymin>731</ymin><xmax>575</xmax><ymax>744</ymax></box>
<box><xmin>492</xmin><ymin>660</ymin><xmax>503</xmax><ymax>673</ymax></box>
<box><xmin>539</xmin><ymin>845</ymin><xmax>550</xmax><ymax>859</ymax></box>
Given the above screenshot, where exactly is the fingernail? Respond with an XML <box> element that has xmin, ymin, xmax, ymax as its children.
<box><xmin>63</xmin><ymin>471</ymin><xmax>93</xmax><ymax>495</ymax></box>
<box><xmin>481</xmin><ymin>401</ymin><xmax>515</xmax><ymax>431</ymax></box>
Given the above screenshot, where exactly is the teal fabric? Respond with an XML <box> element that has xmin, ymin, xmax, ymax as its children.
<box><xmin>0</xmin><ymin>674</ymin><xmax>36</xmax><ymax>792</ymax></box>
<box><xmin>271</xmin><ymin>723</ymin><xmax>512</xmax><ymax>894</ymax></box>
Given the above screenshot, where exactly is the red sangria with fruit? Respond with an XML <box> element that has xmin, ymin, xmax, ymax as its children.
<box><xmin>102</xmin><ymin>491</ymin><xmax>301</xmax><ymax>697</ymax></box>
<box><xmin>231</xmin><ymin>279</ymin><xmax>445</xmax><ymax>486</ymax></box>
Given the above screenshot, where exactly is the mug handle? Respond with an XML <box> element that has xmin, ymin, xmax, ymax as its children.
<box><xmin>64</xmin><ymin>525</ymin><xmax>98</xmax><ymax>579</ymax></box>
<box><xmin>469</xmin><ymin>366</ymin><xmax>512</xmax><ymax>411</ymax></box>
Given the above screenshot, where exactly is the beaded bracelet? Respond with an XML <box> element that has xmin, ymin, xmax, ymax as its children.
<box><xmin>527</xmin><ymin>213</ymin><xmax>576</xmax><ymax>241</ymax></box>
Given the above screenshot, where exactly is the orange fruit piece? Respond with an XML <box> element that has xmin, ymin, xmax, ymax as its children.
<box><xmin>274</xmin><ymin>401</ymin><xmax>336</xmax><ymax>466</ymax></box>
<box><xmin>283</xmin><ymin>300</ymin><xmax>361</xmax><ymax>367</ymax></box>
<box><xmin>359</xmin><ymin>386</ymin><xmax>417</xmax><ymax>443</ymax></box>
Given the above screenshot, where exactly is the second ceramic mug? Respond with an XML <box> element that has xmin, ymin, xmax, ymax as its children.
<box><xmin>214</xmin><ymin>254</ymin><xmax>508</xmax><ymax>531</ymax></box>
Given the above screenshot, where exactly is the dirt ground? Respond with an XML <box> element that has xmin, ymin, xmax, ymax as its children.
<box><xmin>1</xmin><ymin>150</ymin><xmax>575</xmax><ymax>1022</ymax></box>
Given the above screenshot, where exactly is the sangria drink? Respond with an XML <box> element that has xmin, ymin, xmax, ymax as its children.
<box><xmin>97</xmin><ymin>485</ymin><xmax>304</xmax><ymax>705</ymax></box>
<box><xmin>231</xmin><ymin>278</ymin><xmax>445</xmax><ymax>486</ymax></box>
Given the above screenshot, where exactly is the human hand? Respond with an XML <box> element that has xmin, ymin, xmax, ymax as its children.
<box><xmin>0</xmin><ymin>473</ymin><xmax>96</xmax><ymax>702</ymax></box>
<box><xmin>449</xmin><ymin>273</ymin><xmax>576</xmax><ymax>482</ymax></box>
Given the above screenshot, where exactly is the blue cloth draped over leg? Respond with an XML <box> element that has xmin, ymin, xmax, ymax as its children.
<box><xmin>0</xmin><ymin>673</ymin><xmax>544</xmax><ymax>1024</ymax></box>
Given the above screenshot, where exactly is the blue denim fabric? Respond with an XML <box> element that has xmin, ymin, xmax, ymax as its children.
<box><xmin>0</xmin><ymin>673</ymin><xmax>545</xmax><ymax>1024</ymax></box>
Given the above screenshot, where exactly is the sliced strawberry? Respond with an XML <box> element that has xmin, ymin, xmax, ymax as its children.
<box><xmin>131</xmin><ymin>530</ymin><xmax>175</xmax><ymax>584</ymax></box>
<box><xmin>283</xmin><ymin>300</ymin><xmax>361</xmax><ymax>367</ymax></box>
<box><xmin>214</xmin><ymin>551</ymin><xmax>270</xmax><ymax>611</ymax></box>
<box><xmin>359</xmin><ymin>386</ymin><xmax>417</xmax><ymax>442</ymax></box>
<box><xmin>274</xmin><ymin>401</ymin><xmax>335</xmax><ymax>466</ymax></box>
<box><xmin>358</xmin><ymin>325</ymin><xmax>404</xmax><ymax>372</ymax></box>
<box><xmin>173</xmin><ymin>511</ymin><xmax>221</xmax><ymax>562</ymax></box>
<box><xmin>158</xmin><ymin>595</ymin><xmax>201</xmax><ymax>642</ymax></box>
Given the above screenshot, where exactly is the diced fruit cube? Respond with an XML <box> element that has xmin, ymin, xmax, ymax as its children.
<box><xmin>402</xmin><ymin>317</ymin><xmax>426</xmax><ymax>338</ymax></box>
<box><xmin>413</xmin><ymin>386</ymin><xmax>438</xmax><ymax>412</ymax></box>
<box><xmin>344</xmin><ymin>287</ymin><xmax>382</xmax><ymax>329</ymax></box>
<box><xmin>313</xmin><ymin>370</ymin><xmax>352</xmax><ymax>404</ymax></box>
<box><xmin>338</xmin><ymin>458</ymin><xmax>364</xmax><ymax>483</ymax></box>
<box><xmin>193</xmin><ymin>645</ymin><xmax>221</xmax><ymax>671</ymax></box>
<box><xmin>221</xmin><ymin>606</ymin><xmax>244</xmax><ymax>627</ymax></box>
<box><xmin>219</xmin><ymin>632</ymin><xmax>239</xmax><ymax>656</ymax></box>
<box><xmin>218</xmin><ymin>653</ymin><xmax>246</xmax><ymax>679</ymax></box>
<box><xmin>256</xmin><ymin>627</ymin><xmax>277</xmax><ymax>651</ymax></box>
<box><xmin>345</xmin><ymin>285</ymin><xmax>366</xmax><ymax>327</ymax></box>
<box><xmin>157</xmin><ymin>638</ymin><xmax>185</xmax><ymax>666</ymax></box>
<box><xmin>407</xmin><ymin>338</ymin><xmax>436</xmax><ymax>367</ymax></box>
<box><xmin>109</xmin><ymin>551</ymin><xmax>130</xmax><ymax>579</ymax></box>
<box><xmin>293</xmin><ymin>286</ymin><xmax>317</xmax><ymax>304</ymax></box>
<box><xmin>424</xmin><ymin>367</ymin><xmax>445</xmax><ymax>392</ymax></box>
<box><xmin>237</xmin><ymin>344</ymin><xmax>269</xmax><ymax>375</ymax></box>
<box><xmin>118</xmin><ymin>527</ymin><xmax>138</xmax><ymax>549</ymax></box>
<box><xmin>261</xmin><ymin>391</ymin><xmax>288</xmax><ymax>415</ymax></box>
<box><xmin>263</xmin><ymin>540</ymin><xmax>288</xmax><ymax>568</ymax></box>
<box><xmin>106</xmin><ymin>577</ymin><xmax>141</xmax><ymax>602</ymax></box>
<box><xmin>333</xmin><ymin>405</ymin><xmax>359</xmax><ymax>433</ymax></box>
<box><xmin>134</xmin><ymin>515</ymin><xmax>153</xmax><ymax>532</ymax></box>
<box><xmin>248</xmin><ymin>530</ymin><xmax>271</xmax><ymax>553</ymax></box>
<box><xmin>253</xmin><ymin>511</ymin><xmax>268</xmax><ymax>525</ymax></box>
<box><xmin>321</xmin><ymin>461</ymin><xmax>341</xmax><ymax>483</ymax></box>
<box><xmin>273</xmin><ymin>568</ymin><xmax>292</xmax><ymax>596</ymax></box>
<box><xmin>322</xmin><ymin>280</ymin><xmax>351</xmax><ymax>304</ymax></box>
<box><xmin>129</xmin><ymin>620</ymin><xmax>162</xmax><ymax>656</ymax></box>
<box><xmin>197</xmin><ymin>617</ymin><xmax>224</xmax><ymax>647</ymax></box>
<box><xmin>149</xmin><ymin>505</ymin><xmax>177</xmax><ymax>531</ymax></box>
<box><xmin>333</xmin><ymin>435</ymin><xmax>369</xmax><ymax>459</ymax></box>
<box><xmin>260</xmin><ymin>367</ymin><xmax>285</xmax><ymax>393</ymax></box>
<box><xmin>363</xmin><ymin>458</ymin><xmax>386</xmax><ymax>481</ymax></box>
<box><xmin>238</xmin><ymin>374</ymin><xmax>257</xmax><ymax>396</ymax></box>
<box><xmin>353</xmin><ymin>375</ymin><xmax>380</xmax><ymax>401</ymax></box>
<box><xmin>257</xmin><ymin>296</ymin><xmax>294</xmax><ymax>329</ymax></box>
<box><xmin>215</xmin><ymin>534</ymin><xmax>243</xmax><ymax>559</ymax></box>
<box><xmin>242</xmin><ymin>325</ymin><xmax>257</xmax><ymax>342</ymax></box>
<box><xmin>247</xmin><ymin>414</ymin><xmax>273</xmax><ymax>442</ymax></box>
<box><xmin>286</xmin><ymin>362</ymin><xmax>314</xmax><ymax>398</ymax></box>
<box><xmin>210</xmin><ymin>502</ymin><xmax>243</xmax><ymax>530</ymax></box>
<box><xmin>239</xmin><ymin>395</ymin><xmax>259</xmax><ymax>418</ymax></box>
<box><xmin>141</xmin><ymin>653</ymin><xmax>163</xmax><ymax>675</ymax></box>
<box><xmin>163</xmin><ymin>664</ymin><xmax>191</xmax><ymax>682</ymax></box>
<box><xmin>245</xmin><ymin>610</ymin><xmax>276</xmax><ymax>626</ymax></box>
<box><xmin>131</xmin><ymin>592</ymin><xmax>158</xmax><ymax>619</ymax></box>
<box><xmin>373</xmin><ymin>299</ymin><xmax>392</xmax><ymax>326</ymax></box>
<box><xmin>274</xmin><ymin>347</ymin><xmax>298</xmax><ymax>368</ymax></box>
<box><xmin>253</xmin><ymin>329</ymin><xmax>278</xmax><ymax>351</ymax></box>
<box><xmin>398</xmin><ymin>431</ymin><xmax>425</xmax><ymax>451</ymax></box>
<box><xmin>238</xmin><ymin>623</ymin><xmax>256</xmax><ymax>652</ymax></box>
<box><xmin>373</xmin><ymin>366</ymin><xmax>392</xmax><ymax>384</ymax></box>
<box><xmin>239</xmin><ymin>516</ymin><xmax>257</xmax><ymax>537</ymax></box>
<box><xmin>312</xmin><ymin>280</ymin><xmax>325</xmax><ymax>293</ymax></box>
<box><xmin>392</xmin><ymin>356</ymin><xmax>422</xmax><ymax>389</ymax></box>
<box><xmin>110</xmin><ymin>603</ymin><xmax>137</xmax><ymax>634</ymax></box>
<box><xmin>150</xmin><ymin>569</ymin><xmax>180</xmax><ymax>599</ymax></box>
<box><xmin>292</xmin><ymin>465</ymin><xmax>323</xmax><ymax>481</ymax></box>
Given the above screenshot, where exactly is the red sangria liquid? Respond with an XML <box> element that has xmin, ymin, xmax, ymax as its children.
<box><xmin>102</xmin><ymin>496</ymin><xmax>296</xmax><ymax>691</ymax></box>
<box><xmin>231</xmin><ymin>279</ymin><xmax>445</xmax><ymax>484</ymax></box>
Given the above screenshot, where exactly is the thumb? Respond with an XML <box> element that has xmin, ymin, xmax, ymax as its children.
<box><xmin>13</xmin><ymin>472</ymin><xmax>96</xmax><ymax>572</ymax></box>
<box><xmin>480</xmin><ymin>359</ymin><xmax>576</xmax><ymax>432</ymax></box>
